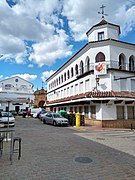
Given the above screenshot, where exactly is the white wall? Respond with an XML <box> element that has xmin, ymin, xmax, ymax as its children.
<box><xmin>0</xmin><ymin>77</ymin><xmax>34</xmax><ymax>111</ymax></box>
<box><xmin>110</xmin><ymin>45</ymin><xmax>135</xmax><ymax>65</ymax></box>
<box><xmin>88</xmin><ymin>26</ymin><xmax>119</xmax><ymax>42</ymax></box>
<box><xmin>102</xmin><ymin>103</ymin><xmax>116</xmax><ymax>120</ymax></box>
<box><xmin>0</xmin><ymin>76</ymin><xmax>34</xmax><ymax>93</ymax></box>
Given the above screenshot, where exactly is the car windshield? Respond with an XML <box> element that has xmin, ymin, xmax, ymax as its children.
<box><xmin>53</xmin><ymin>113</ymin><xmax>62</xmax><ymax>118</ymax></box>
<box><xmin>1</xmin><ymin>112</ymin><xmax>13</xmax><ymax>117</ymax></box>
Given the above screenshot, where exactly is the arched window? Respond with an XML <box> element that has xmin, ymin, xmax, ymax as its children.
<box><xmin>75</xmin><ymin>64</ymin><xmax>78</xmax><ymax>75</ymax></box>
<box><xmin>54</xmin><ymin>80</ymin><xmax>56</xmax><ymax>87</ymax></box>
<box><xmin>119</xmin><ymin>54</ymin><xmax>125</xmax><ymax>70</ymax></box>
<box><xmin>64</xmin><ymin>72</ymin><xmax>66</xmax><ymax>81</ymax></box>
<box><xmin>129</xmin><ymin>56</ymin><xmax>135</xmax><ymax>71</ymax></box>
<box><xmin>52</xmin><ymin>82</ymin><xmax>54</xmax><ymax>88</ymax></box>
<box><xmin>67</xmin><ymin>70</ymin><xmax>70</xmax><ymax>79</ymax></box>
<box><xmin>71</xmin><ymin>67</ymin><xmax>74</xmax><ymax>77</ymax></box>
<box><xmin>95</xmin><ymin>52</ymin><xmax>105</xmax><ymax>62</ymax></box>
<box><xmin>53</xmin><ymin>81</ymin><xmax>55</xmax><ymax>87</ymax></box>
<box><xmin>80</xmin><ymin>61</ymin><xmax>84</xmax><ymax>75</ymax></box>
<box><xmin>61</xmin><ymin>75</ymin><xmax>63</xmax><ymax>83</ymax></box>
<box><xmin>56</xmin><ymin>78</ymin><xmax>58</xmax><ymax>85</ymax></box>
<box><xmin>20</xmin><ymin>85</ymin><xmax>27</xmax><ymax>90</ymax></box>
<box><xmin>85</xmin><ymin>56</ymin><xmax>90</xmax><ymax>72</ymax></box>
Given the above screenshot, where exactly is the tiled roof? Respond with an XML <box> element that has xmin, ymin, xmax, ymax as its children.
<box><xmin>47</xmin><ymin>91</ymin><xmax>135</xmax><ymax>104</ymax></box>
<box><xmin>94</xmin><ymin>19</ymin><xmax>108</xmax><ymax>26</ymax></box>
<box><xmin>86</xmin><ymin>20</ymin><xmax>120</xmax><ymax>35</ymax></box>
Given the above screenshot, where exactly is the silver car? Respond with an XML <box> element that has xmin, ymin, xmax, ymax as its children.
<box><xmin>43</xmin><ymin>112</ymin><xmax>68</xmax><ymax>126</ymax></box>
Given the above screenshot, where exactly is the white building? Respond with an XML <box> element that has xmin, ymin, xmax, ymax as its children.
<box><xmin>0</xmin><ymin>76</ymin><xmax>34</xmax><ymax>112</ymax></box>
<box><xmin>46</xmin><ymin>19</ymin><xmax>135</xmax><ymax>128</ymax></box>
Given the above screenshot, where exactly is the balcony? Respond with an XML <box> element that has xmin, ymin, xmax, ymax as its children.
<box><xmin>77</xmin><ymin>61</ymin><xmax>135</xmax><ymax>77</ymax></box>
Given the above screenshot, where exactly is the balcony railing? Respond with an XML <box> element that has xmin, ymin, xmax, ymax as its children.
<box><xmin>77</xmin><ymin>61</ymin><xmax>135</xmax><ymax>76</ymax></box>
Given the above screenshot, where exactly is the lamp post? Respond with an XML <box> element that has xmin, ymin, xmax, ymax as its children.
<box><xmin>7</xmin><ymin>100</ymin><xmax>10</xmax><ymax>129</ymax></box>
<box><xmin>95</xmin><ymin>75</ymin><xmax>100</xmax><ymax>91</ymax></box>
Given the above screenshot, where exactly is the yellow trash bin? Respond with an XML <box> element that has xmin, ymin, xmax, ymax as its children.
<box><xmin>75</xmin><ymin>112</ymin><xmax>80</xmax><ymax>127</ymax></box>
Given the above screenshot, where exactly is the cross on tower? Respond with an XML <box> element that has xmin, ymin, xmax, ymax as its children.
<box><xmin>98</xmin><ymin>5</ymin><xmax>108</xmax><ymax>19</ymax></box>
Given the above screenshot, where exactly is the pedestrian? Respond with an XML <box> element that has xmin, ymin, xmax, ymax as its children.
<box><xmin>27</xmin><ymin>109</ymin><xmax>31</xmax><ymax>117</ymax></box>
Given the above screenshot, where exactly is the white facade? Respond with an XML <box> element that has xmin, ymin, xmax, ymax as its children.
<box><xmin>86</xmin><ymin>21</ymin><xmax>120</xmax><ymax>42</ymax></box>
<box><xmin>0</xmin><ymin>76</ymin><xmax>34</xmax><ymax>112</ymax></box>
<box><xmin>46</xmin><ymin>19</ymin><xmax>135</xmax><ymax>127</ymax></box>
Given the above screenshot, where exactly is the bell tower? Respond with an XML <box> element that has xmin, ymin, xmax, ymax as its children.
<box><xmin>86</xmin><ymin>5</ymin><xmax>120</xmax><ymax>42</ymax></box>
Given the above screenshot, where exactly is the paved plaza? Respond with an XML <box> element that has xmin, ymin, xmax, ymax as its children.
<box><xmin>72</xmin><ymin>126</ymin><xmax>135</xmax><ymax>157</ymax></box>
<box><xmin>0</xmin><ymin>116</ymin><xmax>135</xmax><ymax>180</ymax></box>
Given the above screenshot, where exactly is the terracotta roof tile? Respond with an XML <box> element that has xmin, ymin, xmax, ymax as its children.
<box><xmin>94</xmin><ymin>19</ymin><xmax>108</xmax><ymax>26</ymax></box>
<box><xmin>86</xmin><ymin>20</ymin><xmax>120</xmax><ymax>35</ymax></box>
<box><xmin>47</xmin><ymin>91</ymin><xmax>135</xmax><ymax>104</ymax></box>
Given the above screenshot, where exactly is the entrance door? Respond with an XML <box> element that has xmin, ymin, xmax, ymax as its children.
<box><xmin>127</xmin><ymin>106</ymin><xmax>134</xmax><ymax>119</ymax></box>
<box><xmin>117</xmin><ymin>106</ymin><xmax>124</xmax><ymax>119</ymax></box>
<box><xmin>15</xmin><ymin>106</ymin><xmax>20</xmax><ymax>114</ymax></box>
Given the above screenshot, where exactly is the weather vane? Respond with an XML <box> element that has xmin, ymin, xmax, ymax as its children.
<box><xmin>98</xmin><ymin>5</ymin><xmax>108</xmax><ymax>19</ymax></box>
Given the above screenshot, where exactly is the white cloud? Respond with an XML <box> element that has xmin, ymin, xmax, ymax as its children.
<box><xmin>0</xmin><ymin>0</ymin><xmax>135</xmax><ymax>68</ymax></box>
<box><xmin>29</xmin><ymin>29</ymin><xmax>73</xmax><ymax>67</ymax></box>
<box><xmin>0</xmin><ymin>0</ymin><xmax>63</xmax><ymax>66</ymax></box>
<box><xmin>28</xmin><ymin>64</ymin><xmax>34</xmax><ymax>68</ymax></box>
<box><xmin>41</xmin><ymin>70</ymin><xmax>55</xmax><ymax>82</ymax></box>
<box><xmin>62</xmin><ymin>0</ymin><xmax>134</xmax><ymax>40</ymax></box>
<box><xmin>0</xmin><ymin>75</ymin><xmax>3</xmax><ymax>79</ymax></box>
<box><xmin>11</xmin><ymin>74</ymin><xmax>37</xmax><ymax>82</ymax></box>
<box><xmin>115</xmin><ymin>3</ymin><xmax>135</xmax><ymax>36</ymax></box>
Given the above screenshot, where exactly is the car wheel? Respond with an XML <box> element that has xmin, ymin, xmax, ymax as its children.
<box><xmin>43</xmin><ymin>119</ymin><xmax>46</xmax><ymax>124</ymax></box>
<box><xmin>53</xmin><ymin>121</ymin><xmax>57</xmax><ymax>126</ymax></box>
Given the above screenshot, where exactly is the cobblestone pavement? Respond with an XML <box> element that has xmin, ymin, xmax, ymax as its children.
<box><xmin>0</xmin><ymin>117</ymin><xmax>135</xmax><ymax>180</ymax></box>
<box><xmin>71</xmin><ymin>126</ymin><xmax>135</xmax><ymax>157</ymax></box>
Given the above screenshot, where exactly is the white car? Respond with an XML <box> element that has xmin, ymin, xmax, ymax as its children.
<box><xmin>30</xmin><ymin>108</ymin><xmax>42</xmax><ymax>117</ymax></box>
<box><xmin>0</xmin><ymin>112</ymin><xmax>15</xmax><ymax>127</ymax></box>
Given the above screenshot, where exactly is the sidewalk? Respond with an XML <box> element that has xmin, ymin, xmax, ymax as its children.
<box><xmin>69</xmin><ymin>125</ymin><xmax>135</xmax><ymax>132</ymax></box>
<box><xmin>70</xmin><ymin>125</ymin><xmax>135</xmax><ymax>157</ymax></box>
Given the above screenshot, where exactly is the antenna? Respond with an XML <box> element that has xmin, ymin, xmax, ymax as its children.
<box><xmin>98</xmin><ymin>5</ymin><xmax>108</xmax><ymax>19</ymax></box>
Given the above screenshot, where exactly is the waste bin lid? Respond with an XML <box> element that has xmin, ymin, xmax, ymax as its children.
<box><xmin>58</xmin><ymin>110</ymin><xmax>67</xmax><ymax>116</ymax></box>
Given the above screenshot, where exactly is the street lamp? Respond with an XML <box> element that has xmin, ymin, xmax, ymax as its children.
<box><xmin>95</xmin><ymin>75</ymin><xmax>100</xmax><ymax>90</ymax></box>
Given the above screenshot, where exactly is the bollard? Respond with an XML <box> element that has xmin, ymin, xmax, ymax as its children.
<box><xmin>75</xmin><ymin>112</ymin><xmax>80</xmax><ymax>127</ymax></box>
<box><xmin>131</xmin><ymin>123</ymin><xmax>133</xmax><ymax>130</ymax></box>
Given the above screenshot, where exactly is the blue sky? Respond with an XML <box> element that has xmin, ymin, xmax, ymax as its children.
<box><xmin>0</xmin><ymin>0</ymin><xmax>135</xmax><ymax>90</ymax></box>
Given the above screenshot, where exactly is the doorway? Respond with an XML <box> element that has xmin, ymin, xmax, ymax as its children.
<box><xmin>15</xmin><ymin>106</ymin><xmax>20</xmax><ymax>114</ymax></box>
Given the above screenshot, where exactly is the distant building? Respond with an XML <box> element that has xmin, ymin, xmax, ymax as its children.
<box><xmin>0</xmin><ymin>76</ymin><xmax>34</xmax><ymax>112</ymax></box>
<box><xmin>46</xmin><ymin>19</ymin><xmax>135</xmax><ymax>129</ymax></box>
<box><xmin>33</xmin><ymin>87</ymin><xmax>47</xmax><ymax>108</ymax></box>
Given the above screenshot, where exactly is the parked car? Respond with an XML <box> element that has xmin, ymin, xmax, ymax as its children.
<box><xmin>39</xmin><ymin>111</ymin><xmax>51</xmax><ymax>121</ymax></box>
<box><xmin>18</xmin><ymin>109</ymin><xmax>27</xmax><ymax>116</ymax></box>
<box><xmin>36</xmin><ymin>110</ymin><xmax>46</xmax><ymax>119</ymax></box>
<box><xmin>43</xmin><ymin>112</ymin><xmax>68</xmax><ymax>126</ymax></box>
<box><xmin>0</xmin><ymin>112</ymin><xmax>15</xmax><ymax>127</ymax></box>
<box><xmin>30</xmin><ymin>108</ymin><xmax>42</xmax><ymax>117</ymax></box>
<box><xmin>9</xmin><ymin>110</ymin><xmax>17</xmax><ymax>117</ymax></box>
<box><xmin>37</xmin><ymin>110</ymin><xmax>47</xmax><ymax>120</ymax></box>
